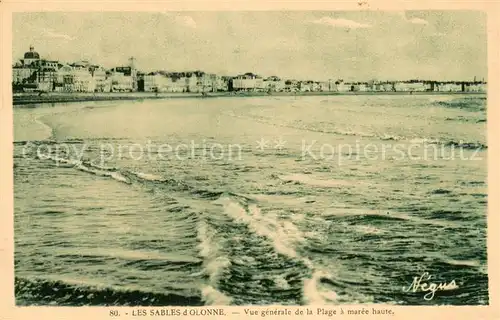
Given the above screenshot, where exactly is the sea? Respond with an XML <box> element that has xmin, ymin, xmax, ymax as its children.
<box><xmin>13</xmin><ymin>94</ymin><xmax>488</xmax><ymax>306</ymax></box>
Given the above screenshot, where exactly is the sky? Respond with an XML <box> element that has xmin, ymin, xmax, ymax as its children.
<box><xmin>13</xmin><ymin>11</ymin><xmax>487</xmax><ymax>81</ymax></box>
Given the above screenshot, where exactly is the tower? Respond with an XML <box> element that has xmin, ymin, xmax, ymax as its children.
<box><xmin>129</xmin><ymin>56</ymin><xmax>137</xmax><ymax>91</ymax></box>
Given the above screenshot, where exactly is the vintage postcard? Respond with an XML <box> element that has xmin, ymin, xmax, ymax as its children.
<box><xmin>1</xmin><ymin>1</ymin><xmax>498</xmax><ymax>319</ymax></box>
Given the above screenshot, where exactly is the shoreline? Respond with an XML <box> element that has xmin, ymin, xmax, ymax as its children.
<box><xmin>13</xmin><ymin>91</ymin><xmax>486</xmax><ymax>106</ymax></box>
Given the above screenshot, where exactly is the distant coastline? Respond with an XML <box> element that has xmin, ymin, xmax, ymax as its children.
<box><xmin>13</xmin><ymin>91</ymin><xmax>487</xmax><ymax>106</ymax></box>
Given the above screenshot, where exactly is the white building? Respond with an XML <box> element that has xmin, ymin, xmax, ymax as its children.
<box><xmin>464</xmin><ymin>82</ymin><xmax>487</xmax><ymax>92</ymax></box>
<box><xmin>334</xmin><ymin>80</ymin><xmax>349</xmax><ymax>92</ymax></box>
<box><xmin>143</xmin><ymin>71</ymin><xmax>217</xmax><ymax>93</ymax></box>
<box><xmin>382</xmin><ymin>83</ymin><xmax>395</xmax><ymax>91</ymax></box>
<box><xmin>394</xmin><ymin>81</ymin><xmax>428</xmax><ymax>92</ymax></box>
<box><xmin>312</xmin><ymin>82</ymin><xmax>321</xmax><ymax>92</ymax></box>
<box><xmin>283</xmin><ymin>80</ymin><xmax>299</xmax><ymax>92</ymax></box>
<box><xmin>263</xmin><ymin>76</ymin><xmax>284</xmax><ymax>92</ymax></box>
<box><xmin>73</xmin><ymin>69</ymin><xmax>95</xmax><ymax>92</ymax></box>
<box><xmin>198</xmin><ymin>73</ymin><xmax>217</xmax><ymax>92</ymax></box>
<box><xmin>233</xmin><ymin>73</ymin><xmax>264</xmax><ymax>91</ymax></box>
<box><xmin>316</xmin><ymin>81</ymin><xmax>328</xmax><ymax>91</ymax></box>
<box><xmin>110</xmin><ymin>72</ymin><xmax>133</xmax><ymax>92</ymax></box>
<box><xmin>143</xmin><ymin>73</ymin><xmax>168</xmax><ymax>92</ymax></box>
<box><xmin>352</xmin><ymin>83</ymin><xmax>369</xmax><ymax>92</ymax></box>
<box><xmin>436</xmin><ymin>82</ymin><xmax>462</xmax><ymax>92</ymax></box>
<box><xmin>299</xmin><ymin>81</ymin><xmax>313</xmax><ymax>92</ymax></box>
<box><xmin>12</xmin><ymin>66</ymin><xmax>35</xmax><ymax>84</ymax></box>
<box><xmin>90</xmin><ymin>66</ymin><xmax>110</xmax><ymax>92</ymax></box>
<box><xmin>12</xmin><ymin>46</ymin><xmax>42</xmax><ymax>87</ymax></box>
<box><xmin>216</xmin><ymin>76</ymin><xmax>230</xmax><ymax>92</ymax></box>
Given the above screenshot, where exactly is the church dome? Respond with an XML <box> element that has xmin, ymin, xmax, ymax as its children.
<box><xmin>24</xmin><ymin>46</ymin><xmax>40</xmax><ymax>59</ymax></box>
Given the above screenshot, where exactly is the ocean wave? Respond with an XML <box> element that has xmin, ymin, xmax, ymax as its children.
<box><xmin>212</xmin><ymin>193</ymin><xmax>347</xmax><ymax>305</ymax></box>
<box><xmin>433</xmin><ymin>97</ymin><xmax>486</xmax><ymax>112</ymax></box>
<box><xmin>223</xmin><ymin>112</ymin><xmax>487</xmax><ymax>148</ymax></box>
<box><xmin>278</xmin><ymin>174</ymin><xmax>359</xmax><ymax>188</ymax></box>
<box><xmin>74</xmin><ymin>163</ymin><xmax>131</xmax><ymax>184</ymax></box>
<box><xmin>38</xmin><ymin>154</ymin><xmax>197</xmax><ymax>188</ymax></box>
<box><xmin>444</xmin><ymin>140</ymin><xmax>487</xmax><ymax>150</ymax></box>
<box><xmin>323</xmin><ymin>207</ymin><xmax>461</xmax><ymax>228</ymax></box>
<box><xmin>201</xmin><ymin>286</ymin><xmax>232</xmax><ymax>305</ymax></box>
<box><xmin>124</xmin><ymin>171</ymin><xmax>190</xmax><ymax>190</ymax></box>
<box><xmin>442</xmin><ymin>259</ymin><xmax>482</xmax><ymax>268</ymax></box>
<box><xmin>15</xmin><ymin>276</ymin><xmax>203</xmax><ymax>306</ymax></box>
<box><xmin>129</xmin><ymin>171</ymin><xmax>168</xmax><ymax>182</ymax></box>
<box><xmin>302</xmin><ymin>270</ymin><xmax>338</xmax><ymax>305</ymax></box>
<box><xmin>214</xmin><ymin>194</ymin><xmax>306</xmax><ymax>260</ymax></box>
<box><xmin>52</xmin><ymin>247</ymin><xmax>202</xmax><ymax>264</ymax></box>
<box><xmin>196</xmin><ymin>219</ymin><xmax>233</xmax><ymax>305</ymax></box>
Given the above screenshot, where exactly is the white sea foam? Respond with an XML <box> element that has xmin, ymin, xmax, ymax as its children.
<box><xmin>445</xmin><ymin>259</ymin><xmax>481</xmax><ymax>267</ymax></box>
<box><xmin>216</xmin><ymin>196</ymin><xmax>306</xmax><ymax>259</ymax></box>
<box><xmin>197</xmin><ymin>219</ymin><xmax>233</xmax><ymax>305</ymax></box>
<box><xmin>72</xmin><ymin>162</ymin><xmax>131</xmax><ymax>184</ymax></box>
<box><xmin>130</xmin><ymin>171</ymin><xmax>166</xmax><ymax>182</ymax></box>
<box><xmin>201</xmin><ymin>285</ymin><xmax>232</xmax><ymax>305</ymax></box>
<box><xmin>109</xmin><ymin>171</ymin><xmax>130</xmax><ymax>184</ymax></box>
<box><xmin>302</xmin><ymin>270</ymin><xmax>338</xmax><ymax>305</ymax></box>
<box><xmin>215</xmin><ymin>194</ymin><xmax>340</xmax><ymax>305</ymax></box>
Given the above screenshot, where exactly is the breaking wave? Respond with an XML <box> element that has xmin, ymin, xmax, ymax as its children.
<box><xmin>15</xmin><ymin>277</ymin><xmax>204</xmax><ymax>306</ymax></box>
<box><xmin>223</xmin><ymin>112</ymin><xmax>487</xmax><ymax>149</ymax></box>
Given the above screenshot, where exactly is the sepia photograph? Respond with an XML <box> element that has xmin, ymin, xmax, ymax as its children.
<box><xmin>11</xmin><ymin>10</ymin><xmax>488</xmax><ymax>309</ymax></box>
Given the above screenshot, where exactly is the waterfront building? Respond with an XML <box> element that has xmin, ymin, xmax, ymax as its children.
<box><xmin>63</xmin><ymin>61</ymin><xmax>96</xmax><ymax>92</ymax></box>
<box><xmin>334</xmin><ymin>80</ymin><xmax>349</xmax><ymax>92</ymax></box>
<box><xmin>12</xmin><ymin>46</ymin><xmax>42</xmax><ymax>87</ymax></box>
<box><xmin>369</xmin><ymin>80</ymin><xmax>396</xmax><ymax>92</ymax></box>
<box><xmin>143</xmin><ymin>71</ymin><xmax>217</xmax><ymax>93</ymax></box>
<box><xmin>319</xmin><ymin>81</ymin><xmax>330</xmax><ymax>92</ymax></box>
<box><xmin>143</xmin><ymin>72</ymin><xmax>164</xmax><ymax>92</ymax></box>
<box><xmin>12</xmin><ymin>47</ymin><xmax>66</xmax><ymax>91</ymax></box>
<box><xmin>312</xmin><ymin>82</ymin><xmax>321</xmax><ymax>92</ymax></box>
<box><xmin>383</xmin><ymin>82</ymin><xmax>395</xmax><ymax>91</ymax></box>
<box><xmin>464</xmin><ymin>82</ymin><xmax>487</xmax><ymax>92</ymax></box>
<box><xmin>216</xmin><ymin>76</ymin><xmax>230</xmax><ymax>92</ymax></box>
<box><xmin>36</xmin><ymin>66</ymin><xmax>58</xmax><ymax>91</ymax></box>
<box><xmin>183</xmin><ymin>72</ymin><xmax>198</xmax><ymax>92</ymax></box>
<box><xmin>299</xmin><ymin>80</ymin><xmax>313</xmax><ymax>92</ymax></box>
<box><xmin>372</xmin><ymin>83</ymin><xmax>385</xmax><ymax>91</ymax></box>
<box><xmin>56</xmin><ymin>64</ymin><xmax>74</xmax><ymax>92</ymax></box>
<box><xmin>352</xmin><ymin>82</ymin><xmax>369</xmax><ymax>92</ymax></box>
<box><xmin>199</xmin><ymin>73</ymin><xmax>218</xmax><ymax>93</ymax></box>
<box><xmin>233</xmin><ymin>73</ymin><xmax>264</xmax><ymax>91</ymax></box>
<box><xmin>143</xmin><ymin>72</ymin><xmax>183</xmax><ymax>92</ymax></box>
<box><xmin>283</xmin><ymin>79</ymin><xmax>299</xmax><ymax>92</ymax></box>
<box><xmin>90</xmin><ymin>66</ymin><xmax>110</xmax><ymax>92</ymax></box>
<box><xmin>435</xmin><ymin>82</ymin><xmax>462</xmax><ymax>92</ymax></box>
<box><xmin>186</xmin><ymin>71</ymin><xmax>217</xmax><ymax>93</ymax></box>
<box><xmin>110</xmin><ymin>71</ymin><xmax>133</xmax><ymax>92</ymax></box>
<box><xmin>73</xmin><ymin>70</ymin><xmax>96</xmax><ymax>92</ymax></box>
<box><xmin>263</xmin><ymin>76</ymin><xmax>284</xmax><ymax>92</ymax></box>
<box><xmin>111</xmin><ymin>66</ymin><xmax>135</xmax><ymax>92</ymax></box>
<box><xmin>12</xmin><ymin>64</ymin><xmax>36</xmax><ymax>85</ymax></box>
<box><xmin>168</xmin><ymin>73</ymin><xmax>190</xmax><ymax>92</ymax></box>
<box><xmin>394</xmin><ymin>81</ymin><xmax>427</xmax><ymax>92</ymax></box>
<box><xmin>34</xmin><ymin>59</ymin><xmax>59</xmax><ymax>69</ymax></box>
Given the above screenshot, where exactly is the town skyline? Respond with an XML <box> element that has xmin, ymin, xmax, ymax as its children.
<box><xmin>13</xmin><ymin>11</ymin><xmax>487</xmax><ymax>82</ymax></box>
